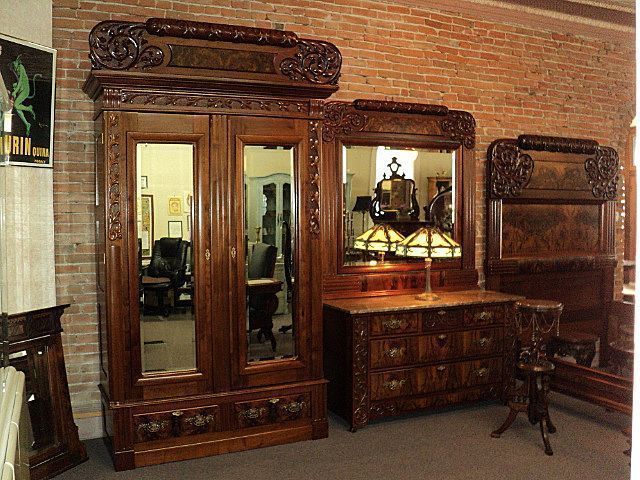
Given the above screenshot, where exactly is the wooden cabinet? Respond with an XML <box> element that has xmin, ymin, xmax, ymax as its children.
<box><xmin>83</xmin><ymin>18</ymin><xmax>341</xmax><ymax>470</ymax></box>
<box><xmin>323</xmin><ymin>291</ymin><xmax>521</xmax><ymax>431</ymax></box>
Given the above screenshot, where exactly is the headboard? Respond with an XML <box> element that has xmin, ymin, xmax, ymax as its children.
<box><xmin>485</xmin><ymin>134</ymin><xmax>619</xmax><ymax>350</ymax></box>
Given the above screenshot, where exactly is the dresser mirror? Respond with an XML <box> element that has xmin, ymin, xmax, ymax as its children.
<box><xmin>243</xmin><ymin>145</ymin><xmax>296</xmax><ymax>362</ymax></box>
<box><xmin>136</xmin><ymin>142</ymin><xmax>196</xmax><ymax>374</ymax></box>
<box><xmin>342</xmin><ymin>144</ymin><xmax>456</xmax><ymax>267</ymax></box>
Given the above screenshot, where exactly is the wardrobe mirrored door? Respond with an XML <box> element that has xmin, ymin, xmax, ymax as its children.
<box><xmin>136</xmin><ymin>142</ymin><xmax>196</xmax><ymax>374</ymax></box>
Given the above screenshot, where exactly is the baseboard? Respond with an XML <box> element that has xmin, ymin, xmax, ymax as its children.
<box><xmin>74</xmin><ymin>411</ymin><xmax>104</xmax><ymax>440</ymax></box>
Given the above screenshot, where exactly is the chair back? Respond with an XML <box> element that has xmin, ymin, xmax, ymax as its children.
<box><xmin>248</xmin><ymin>242</ymin><xmax>277</xmax><ymax>279</ymax></box>
<box><xmin>148</xmin><ymin>237</ymin><xmax>190</xmax><ymax>286</ymax></box>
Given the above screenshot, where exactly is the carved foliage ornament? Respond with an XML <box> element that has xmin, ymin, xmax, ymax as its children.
<box><xmin>321</xmin><ymin>102</ymin><xmax>367</xmax><ymax>142</ymax></box>
<box><xmin>585</xmin><ymin>147</ymin><xmax>619</xmax><ymax>200</ymax></box>
<box><xmin>518</xmin><ymin>134</ymin><xmax>599</xmax><ymax>154</ymax></box>
<box><xmin>89</xmin><ymin>22</ymin><xmax>164</xmax><ymax>70</ymax></box>
<box><xmin>352</xmin><ymin>317</ymin><xmax>369</xmax><ymax>429</ymax></box>
<box><xmin>106</xmin><ymin>112</ymin><xmax>122</xmax><ymax>241</ymax></box>
<box><xmin>308</xmin><ymin>121</ymin><xmax>321</xmax><ymax>235</ymax></box>
<box><xmin>353</xmin><ymin>99</ymin><xmax>449</xmax><ymax>116</ymax></box>
<box><xmin>280</xmin><ymin>40</ymin><xmax>342</xmax><ymax>85</ymax></box>
<box><xmin>440</xmin><ymin>111</ymin><xmax>476</xmax><ymax>149</ymax></box>
<box><xmin>490</xmin><ymin>141</ymin><xmax>534</xmax><ymax>198</ymax></box>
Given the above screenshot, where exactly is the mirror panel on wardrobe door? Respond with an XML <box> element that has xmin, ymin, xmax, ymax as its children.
<box><xmin>136</xmin><ymin>142</ymin><xmax>196</xmax><ymax>374</ymax></box>
<box><xmin>243</xmin><ymin>145</ymin><xmax>296</xmax><ymax>363</ymax></box>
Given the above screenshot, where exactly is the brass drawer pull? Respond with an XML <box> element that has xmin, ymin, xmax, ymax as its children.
<box><xmin>284</xmin><ymin>401</ymin><xmax>305</xmax><ymax>414</ymax></box>
<box><xmin>382</xmin><ymin>317</ymin><xmax>403</xmax><ymax>329</ymax></box>
<box><xmin>477</xmin><ymin>311</ymin><xmax>493</xmax><ymax>321</ymax></box>
<box><xmin>137</xmin><ymin>420</ymin><xmax>169</xmax><ymax>434</ymax></box>
<box><xmin>239</xmin><ymin>407</ymin><xmax>267</xmax><ymax>420</ymax></box>
<box><xmin>476</xmin><ymin>337</ymin><xmax>492</xmax><ymax>347</ymax></box>
<box><xmin>383</xmin><ymin>346</ymin><xmax>406</xmax><ymax>358</ymax></box>
<box><xmin>185</xmin><ymin>413</ymin><xmax>215</xmax><ymax>427</ymax></box>
<box><xmin>436</xmin><ymin>365</ymin><xmax>447</xmax><ymax>372</ymax></box>
<box><xmin>437</xmin><ymin>334</ymin><xmax>447</xmax><ymax>340</ymax></box>
<box><xmin>474</xmin><ymin>367</ymin><xmax>489</xmax><ymax>378</ymax></box>
<box><xmin>382</xmin><ymin>379</ymin><xmax>406</xmax><ymax>390</ymax></box>
<box><xmin>437</xmin><ymin>310</ymin><xmax>447</xmax><ymax>316</ymax></box>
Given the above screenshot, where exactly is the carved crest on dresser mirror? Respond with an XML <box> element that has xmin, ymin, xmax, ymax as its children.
<box><xmin>84</xmin><ymin>17</ymin><xmax>341</xmax><ymax>471</ymax></box>
<box><xmin>486</xmin><ymin>134</ymin><xmax>630</xmax><ymax>413</ymax></box>
<box><xmin>321</xmin><ymin>99</ymin><xmax>478</xmax><ymax>298</ymax></box>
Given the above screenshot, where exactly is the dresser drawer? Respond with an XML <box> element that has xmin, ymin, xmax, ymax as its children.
<box><xmin>234</xmin><ymin>393</ymin><xmax>310</xmax><ymax>429</ymax></box>
<box><xmin>464</xmin><ymin>305</ymin><xmax>506</xmax><ymax>327</ymax></box>
<box><xmin>369</xmin><ymin>312</ymin><xmax>419</xmax><ymax>336</ymax></box>
<box><xmin>370</xmin><ymin>357</ymin><xmax>503</xmax><ymax>400</ymax></box>
<box><xmin>422</xmin><ymin>308</ymin><xmax>465</xmax><ymax>330</ymax></box>
<box><xmin>133</xmin><ymin>405</ymin><xmax>220</xmax><ymax>443</ymax></box>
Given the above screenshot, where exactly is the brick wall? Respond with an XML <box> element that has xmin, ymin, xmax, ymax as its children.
<box><xmin>51</xmin><ymin>0</ymin><xmax>635</xmax><ymax>415</ymax></box>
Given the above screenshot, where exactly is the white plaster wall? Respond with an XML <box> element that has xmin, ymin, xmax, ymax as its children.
<box><xmin>0</xmin><ymin>1</ymin><xmax>55</xmax><ymax>314</ymax></box>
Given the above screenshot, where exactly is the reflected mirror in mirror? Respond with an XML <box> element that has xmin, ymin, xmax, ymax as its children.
<box><xmin>343</xmin><ymin>145</ymin><xmax>455</xmax><ymax>266</ymax></box>
<box><xmin>244</xmin><ymin>145</ymin><xmax>296</xmax><ymax>362</ymax></box>
<box><xmin>136</xmin><ymin>143</ymin><xmax>196</xmax><ymax>374</ymax></box>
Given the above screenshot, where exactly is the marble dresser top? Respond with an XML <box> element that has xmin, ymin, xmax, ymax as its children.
<box><xmin>323</xmin><ymin>290</ymin><xmax>524</xmax><ymax>315</ymax></box>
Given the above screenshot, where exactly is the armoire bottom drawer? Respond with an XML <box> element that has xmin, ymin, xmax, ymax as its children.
<box><xmin>234</xmin><ymin>393</ymin><xmax>310</xmax><ymax>429</ymax></box>
<box><xmin>370</xmin><ymin>357</ymin><xmax>503</xmax><ymax>400</ymax></box>
<box><xmin>134</xmin><ymin>405</ymin><xmax>221</xmax><ymax>443</ymax></box>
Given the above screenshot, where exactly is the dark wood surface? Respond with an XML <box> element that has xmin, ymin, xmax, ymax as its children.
<box><xmin>485</xmin><ymin>134</ymin><xmax>627</xmax><ymax>413</ymax></box>
<box><xmin>323</xmin><ymin>291</ymin><xmax>521</xmax><ymax>431</ymax></box>
<box><xmin>320</xmin><ymin>100</ymin><xmax>479</xmax><ymax>298</ymax></box>
<box><xmin>84</xmin><ymin>18</ymin><xmax>338</xmax><ymax>470</ymax></box>
<box><xmin>8</xmin><ymin>305</ymin><xmax>88</xmax><ymax>480</ymax></box>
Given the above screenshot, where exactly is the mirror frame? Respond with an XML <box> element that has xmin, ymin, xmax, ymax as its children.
<box><xmin>321</xmin><ymin>99</ymin><xmax>478</xmax><ymax>297</ymax></box>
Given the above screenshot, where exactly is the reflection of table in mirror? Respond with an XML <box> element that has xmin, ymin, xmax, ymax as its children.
<box><xmin>246</xmin><ymin>279</ymin><xmax>283</xmax><ymax>351</ymax></box>
<box><xmin>7</xmin><ymin>304</ymin><xmax>87</xmax><ymax>480</ymax></box>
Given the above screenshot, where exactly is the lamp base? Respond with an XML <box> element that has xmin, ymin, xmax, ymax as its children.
<box><xmin>416</xmin><ymin>292</ymin><xmax>440</xmax><ymax>301</ymax></box>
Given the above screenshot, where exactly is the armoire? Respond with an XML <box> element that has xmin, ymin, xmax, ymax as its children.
<box><xmin>83</xmin><ymin>18</ymin><xmax>341</xmax><ymax>470</ymax></box>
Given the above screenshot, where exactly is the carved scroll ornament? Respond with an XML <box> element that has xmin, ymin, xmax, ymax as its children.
<box><xmin>106</xmin><ymin>112</ymin><xmax>122</xmax><ymax>241</ymax></box>
<box><xmin>440</xmin><ymin>111</ymin><xmax>476</xmax><ymax>149</ymax></box>
<box><xmin>308</xmin><ymin>121</ymin><xmax>321</xmax><ymax>235</ymax></box>
<box><xmin>280</xmin><ymin>40</ymin><xmax>342</xmax><ymax>85</ymax></box>
<box><xmin>351</xmin><ymin>317</ymin><xmax>369</xmax><ymax>430</ymax></box>
<box><xmin>321</xmin><ymin>102</ymin><xmax>367</xmax><ymax>142</ymax></box>
<box><xmin>518</xmin><ymin>134</ymin><xmax>598</xmax><ymax>154</ymax></box>
<box><xmin>89</xmin><ymin>22</ymin><xmax>164</xmax><ymax>70</ymax></box>
<box><xmin>585</xmin><ymin>147</ymin><xmax>619</xmax><ymax>200</ymax></box>
<box><xmin>353</xmin><ymin>99</ymin><xmax>449</xmax><ymax>116</ymax></box>
<box><xmin>489</xmin><ymin>140</ymin><xmax>534</xmax><ymax>198</ymax></box>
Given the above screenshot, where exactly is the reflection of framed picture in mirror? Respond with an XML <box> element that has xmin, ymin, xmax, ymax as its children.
<box><xmin>140</xmin><ymin>175</ymin><xmax>148</xmax><ymax>189</ymax></box>
<box><xmin>427</xmin><ymin>177</ymin><xmax>451</xmax><ymax>200</ymax></box>
<box><xmin>140</xmin><ymin>194</ymin><xmax>153</xmax><ymax>258</ymax></box>
<box><xmin>168</xmin><ymin>196</ymin><xmax>182</xmax><ymax>215</ymax></box>
<box><xmin>168</xmin><ymin>220</ymin><xmax>183</xmax><ymax>238</ymax></box>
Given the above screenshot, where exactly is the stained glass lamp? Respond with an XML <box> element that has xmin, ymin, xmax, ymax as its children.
<box><xmin>353</xmin><ymin>223</ymin><xmax>404</xmax><ymax>262</ymax></box>
<box><xmin>396</xmin><ymin>224</ymin><xmax>461</xmax><ymax>300</ymax></box>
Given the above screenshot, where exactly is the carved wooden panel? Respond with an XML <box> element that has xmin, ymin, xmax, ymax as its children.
<box><xmin>308</xmin><ymin>120</ymin><xmax>320</xmax><ymax>235</ymax></box>
<box><xmin>527</xmin><ymin>161</ymin><xmax>590</xmax><ymax>191</ymax></box>
<box><xmin>133</xmin><ymin>405</ymin><xmax>220</xmax><ymax>443</ymax></box>
<box><xmin>105</xmin><ymin>112</ymin><xmax>122</xmax><ymax>241</ymax></box>
<box><xmin>502</xmin><ymin>204</ymin><xmax>600</xmax><ymax>256</ymax></box>
<box><xmin>234</xmin><ymin>394</ymin><xmax>310</xmax><ymax>429</ymax></box>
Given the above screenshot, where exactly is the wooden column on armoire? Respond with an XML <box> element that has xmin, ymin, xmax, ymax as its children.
<box><xmin>83</xmin><ymin>18</ymin><xmax>341</xmax><ymax>470</ymax></box>
<box><xmin>485</xmin><ymin>134</ymin><xmax>618</xmax><ymax>342</ymax></box>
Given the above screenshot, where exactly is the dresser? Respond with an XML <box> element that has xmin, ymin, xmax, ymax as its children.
<box><xmin>323</xmin><ymin>290</ymin><xmax>522</xmax><ymax>431</ymax></box>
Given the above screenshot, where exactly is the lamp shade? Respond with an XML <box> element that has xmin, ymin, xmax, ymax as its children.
<box><xmin>396</xmin><ymin>225</ymin><xmax>461</xmax><ymax>258</ymax></box>
<box><xmin>352</xmin><ymin>195</ymin><xmax>371</xmax><ymax>212</ymax></box>
<box><xmin>353</xmin><ymin>223</ymin><xmax>405</xmax><ymax>252</ymax></box>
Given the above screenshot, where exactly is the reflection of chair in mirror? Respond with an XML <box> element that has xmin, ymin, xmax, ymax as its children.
<box><xmin>247</xmin><ymin>242</ymin><xmax>281</xmax><ymax>350</ymax></box>
<box><xmin>425</xmin><ymin>186</ymin><xmax>453</xmax><ymax>233</ymax></box>
<box><xmin>142</xmin><ymin>237</ymin><xmax>190</xmax><ymax>316</ymax></box>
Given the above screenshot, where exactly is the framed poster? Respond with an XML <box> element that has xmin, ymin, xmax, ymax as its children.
<box><xmin>0</xmin><ymin>33</ymin><xmax>56</xmax><ymax>167</ymax></box>
<box><xmin>168</xmin><ymin>196</ymin><xmax>182</xmax><ymax>215</ymax></box>
<box><xmin>140</xmin><ymin>195</ymin><xmax>154</xmax><ymax>258</ymax></box>
<box><xmin>168</xmin><ymin>220</ymin><xmax>183</xmax><ymax>238</ymax></box>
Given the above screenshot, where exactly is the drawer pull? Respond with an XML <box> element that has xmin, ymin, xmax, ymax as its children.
<box><xmin>476</xmin><ymin>337</ymin><xmax>492</xmax><ymax>348</ymax></box>
<box><xmin>185</xmin><ymin>413</ymin><xmax>215</xmax><ymax>427</ymax></box>
<box><xmin>382</xmin><ymin>318</ymin><xmax>403</xmax><ymax>329</ymax></box>
<box><xmin>239</xmin><ymin>407</ymin><xmax>267</xmax><ymax>420</ymax></box>
<box><xmin>477</xmin><ymin>311</ymin><xmax>493</xmax><ymax>321</ymax></box>
<box><xmin>436</xmin><ymin>365</ymin><xmax>447</xmax><ymax>372</ymax></box>
<box><xmin>137</xmin><ymin>420</ymin><xmax>169</xmax><ymax>434</ymax></box>
<box><xmin>474</xmin><ymin>367</ymin><xmax>490</xmax><ymax>378</ymax></box>
<box><xmin>382</xmin><ymin>379</ymin><xmax>406</xmax><ymax>390</ymax></box>
<box><xmin>437</xmin><ymin>310</ymin><xmax>447</xmax><ymax>316</ymax></box>
<box><xmin>284</xmin><ymin>401</ymin><xmax>305</xmax><ymax>414</ymax></box>
<box><xmin>383</xmin><ymin>346</ymin><xmax>406</xmax><ymax>358</ymax></box>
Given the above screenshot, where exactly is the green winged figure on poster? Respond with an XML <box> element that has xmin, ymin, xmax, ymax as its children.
<box><xmin>7</xmin><ymin>55</ymin><xmax>42</xmax><ymax>136</ymax></box>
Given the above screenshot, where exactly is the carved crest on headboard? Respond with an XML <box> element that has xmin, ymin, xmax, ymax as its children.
<box><xmin>488</xmin><ymin>135</ymin><xmax>619</xmax><ymax>200</ymax></box>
